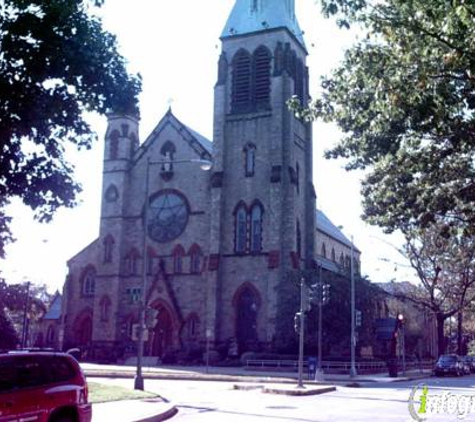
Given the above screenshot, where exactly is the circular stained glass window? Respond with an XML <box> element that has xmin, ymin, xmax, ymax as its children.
<box><xmin>147</xmin><ymin>191</ymin><xmax>189</xmax><ymax>243</ymax></box>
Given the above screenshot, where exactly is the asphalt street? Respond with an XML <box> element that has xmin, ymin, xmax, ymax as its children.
<box><xmin>91</xmin><ymin>374</ymin><xmax>475</xmax><ymax>422</ymax></box>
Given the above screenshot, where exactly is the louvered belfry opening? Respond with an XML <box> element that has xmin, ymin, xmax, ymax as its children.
<box><xmin>232</xmin><ymin>46</ymin><xmax>271</xmax><ymax>114</ymax></box>
<box><xmin>232</xmin><ymin>50</ymin><xmax>252</xmax><ymax>113</ymax></box>
<box><xmin>253</xmin><ymin>46</ymin><xmax>271</xmax><ymax>110</ymax></box>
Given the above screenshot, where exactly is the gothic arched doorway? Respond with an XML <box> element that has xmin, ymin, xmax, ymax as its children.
<box><xmin>77</xmin><ymin>316</ymin><xmax>92</xmax><ymax>346</ymax></box>
<box><xmin>234</xmin><ymin>283</ymin><xmax>260</xmax><ymax>353</ymax></box>
<box><xmin>150</xmin><ymin>305</ymin><xmax>173</xmax><ymax>358</ymax></box>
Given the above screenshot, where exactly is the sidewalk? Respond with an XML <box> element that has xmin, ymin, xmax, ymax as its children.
<box><xmin>92</xmin><ymin>398</ymin><xmax>177</xmax><ymax>422</ymax></box>
<box><xmin>82</xmin><ymin>362</ymin><xmax>432</xmax><ymax>385</ymax></box>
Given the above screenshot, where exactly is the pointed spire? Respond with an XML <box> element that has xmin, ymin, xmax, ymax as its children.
<box><xmin>221</xmin><ymin>0</ymin><xmax>305</xmax><ymax>49</ymax></box>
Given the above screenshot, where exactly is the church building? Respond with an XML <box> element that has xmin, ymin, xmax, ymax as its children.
<box><xmin>61</xmin><ymin>0</ymin><xmax>361</xmax><ymax>361</ymax></box>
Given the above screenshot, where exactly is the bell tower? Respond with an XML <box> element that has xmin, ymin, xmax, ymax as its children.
<box><xmin>208</xmin><ymin>0</ymin><xmax>316</xmax><ymax>351</ymax></box>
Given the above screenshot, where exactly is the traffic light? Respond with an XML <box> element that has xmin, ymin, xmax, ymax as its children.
<box><xmin>294</xmin><ymin>312</ymin><xmax>301</xmax><ymax>333</ymax></box>
<box><xmin>355</xmin><ymin>310</ymin><xmax>362</xmax><ymax>327</ymax></box>
<box><xmin>322</xmin><ymin>284</ymin><xmax>330</xmax><ymax>305</ymax></box>
<box><xmin>309</xmin><ymin>283</ymin><xmax>320</xmax><ymax>304</ymax></box>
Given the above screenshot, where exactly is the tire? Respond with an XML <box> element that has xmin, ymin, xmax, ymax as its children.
<box><xmin>50</xmin><ymin>414</ymin><xmax>75</xmax><ymax>422</ymax></box>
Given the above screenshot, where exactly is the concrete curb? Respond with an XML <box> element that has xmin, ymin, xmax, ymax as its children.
<box><xmin>134</xmin><ymin>405</ymin><xmax>178</xmax><ymax>422</ymax></box>
<box><xmin>262</xmin><ymin>385</ymin><xmax>336</xmax><ymax>396</ymax></box>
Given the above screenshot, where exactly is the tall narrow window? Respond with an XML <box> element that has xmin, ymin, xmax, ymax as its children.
<box><xmin>331</xmin><ymin>248</ymin><xmax>336</xmax><ymax>262</ymax></box>
<box><xmin>321</xmin><ymin>243</ymin><xmax>327</xmax><ymax>258</ymax></box>
<box><xmin>244</xmin><ymin>143</ymin><xmax>256</xmax><ymax>176</ymax></box>
<box><xmin>295</xmin><ymin>59</ymin><xmax>304</xmax><ymax>103</ymax></box>
<box><xmin>189</xmin><ymin>244</ymin><xmax>202</xmax><ymax>274</ymax></box>
<box><xmin>125</xmin><ymin>249</ymin><xmax>139</xmax><ymax>275</ymax></box>
<box><xmin>250</xmin><ymin>204</ymin><xmax>263</xmax><ymax>253</ymax></box>
<box><xmin>253</xmin><ymin>46</ymin><xmax>271</xmax><ymax>109</ymax></box>
<box><xmin>296</xmin><ymin>221</ymin><xmax>301</xmax><ymax>258</ymax></box>
<box><xmin>109</xmin><ymin>130</ymin><xmax>119</xmax><ymax>159</ymax></box>
<box><xmin>232</xmin><ymin>50</ymin><xmax>252</xmax><ymax>113</ymax></box>
<box><xmin>173</xmin><ymin>245</ymin><xmax>185</xmax><ymax>274</ymax></box>
<box><xmin>235</xmin><ymin>204</ymin><xmax>248</xmax><ymax>253</ymax></box>
<box><xmin>103</xmin><ymin>235</ymin><xmax>115</xmax><ymax>263</ymax></box>
<box><xmin>82</xmin><ymin>267</ymin><xmax>96</xmax><ymax>296</ymax></box>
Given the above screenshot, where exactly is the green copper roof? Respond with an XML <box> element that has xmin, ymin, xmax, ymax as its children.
<box><xmin>221</xmin><ymin>0</ymin><xmax>305</xmax><ymax>49</ymax></box>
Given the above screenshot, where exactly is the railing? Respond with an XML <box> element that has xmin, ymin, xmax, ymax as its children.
<box><xmin>246</xmin><ymin>359</ymin><xmax>434</xmax><ymax>374</ymax></box>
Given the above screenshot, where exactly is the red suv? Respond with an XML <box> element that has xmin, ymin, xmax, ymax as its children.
<box><xmin>0</xmin><ymin>351</ymin><xmax>92</xmax><ymax>422</ymax></box>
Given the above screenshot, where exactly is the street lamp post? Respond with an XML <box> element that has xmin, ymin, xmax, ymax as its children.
<box><xmin>350</xmin><ymin>236</ymin><xmax>357</xmax><ymax>378</ymax></box>
<box><xmin>398</xmin><ymin>314</ymin><xmax>406</xmax><ymax>376</ymax></box>
<box><xmin>134</xmin><ymin>157</ymin><xmax>212</xmax><ymax>391</ymax></box>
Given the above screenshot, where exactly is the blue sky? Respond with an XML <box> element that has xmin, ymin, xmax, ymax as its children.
<box><xmin>2</xmin><ymin>0</ymin><xmax>416</xmax><ymax>291</ymax></box>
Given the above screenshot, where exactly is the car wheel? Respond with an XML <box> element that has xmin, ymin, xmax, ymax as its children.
<box><xmin>50</xmin><ymin>414</ymin><xmax>75</xmax><ymax>422</ymax></box>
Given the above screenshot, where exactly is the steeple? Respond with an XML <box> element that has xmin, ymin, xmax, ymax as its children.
<box><xmin>221</xmin><ymin>0</ymin><xmax>305</xmax><ymax>49</ymax></box>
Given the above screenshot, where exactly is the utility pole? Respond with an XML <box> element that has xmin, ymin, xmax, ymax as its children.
<box><xmin>21</xmin><ymin>281</ymin><xmax>31</xmax><ymax>348</ymax></box>
<box><xmin>350</xmin><ymin>236</ymin><xmax>357</xmax><ymax>378</ymax></box>
<box><xmin>297</xmin><ymin>277</ymin><xmax>305</xmax><ymax>389</ymax></box>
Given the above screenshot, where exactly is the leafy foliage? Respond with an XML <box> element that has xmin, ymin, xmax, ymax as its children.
<box><xmin>294</xmin><ymin>0</ymin><xmax>475</xmax><ymax>236</ymax></box>
<box><xmin>0</xmin><ymin>312</ymin><xmax>19</xmax><ymax>349</ymax></box>
<box><xmin>387</xmin><ymin>222</ymin><xmax>475</xmax><ymax>355</ymax></box>
<box><xmin>0</xmin><ymin>0</ymin><xmax>141</xmax><ymax>257</ymax></box>
<box><xmin>0</xmin><ymin>278</ymin><xmax>49</xmax><ymax>346</ymax></box>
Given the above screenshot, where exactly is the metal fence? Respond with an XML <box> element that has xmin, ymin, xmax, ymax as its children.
<box><xmin>246</xmin><ymin>359</ymin><xmax>434</xmax><ymax>374</ymax></box>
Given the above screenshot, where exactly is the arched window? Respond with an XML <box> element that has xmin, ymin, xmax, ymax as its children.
<box><xmin>160</xmin><ymin>141</ymin><xmax>176</xmax><ymax>172</ymax></box>
<box><xmin>250</xmin><ymin>203</ymin><xmax>263</xmax><ymax>253</ymax></box>
<box><xmin>104</xmin><ymin>184</ymin><xmax>119</xmax><ymax>203</ymax></box>
<box><xmin>340</xmin><ymin>253</ymin><xmax>345</xmax><ymax>267</ymax></box>
<box><xmin>253</xmin><ymin>46</ymin><xmax>271</xmax><ymax>109</ymax></box>
<box><xmin>100</xmin><ymin>296</ymin><xmax>111</xmax><ymax>322</ymax></box>
<box><xmin>331</xmin><ymin>248</ymin><xmax>336</xmax><ymax>262</ymax></box>
<box><xmin>244</xmin><ymin>143</ymin><xmax>256</xmax><ymax>176</ymax></box>
<box><xmin>82</xmin><ymin>266</ymin><xmax>96</xmax><ymax>296</ymax></box>
<box><xmin>173</xmin><ymin>245</ymin><xmax>185</xmax><ymax>274</ymax></box>
<box><xmin>321</xmin><ymin>243</ymin><xmax>327</xmax><ymax>258</ymax></box>
<box><xmin>235</xmin><ymin>203</ymin><xmax>248</xmax><ymax>253</ymax></box>
<box><xmin>109</xmin><ymin>130</ymin><xmax>119</xmax><ymax>159</ymax></box>
<box><xmin>232</xmin><ymin>50</ymin><xmax>252</xmax><ymax>113</ymax></box>
<box><xmin>125</xmin><ymin>249</ymin><xmax>140</xmax><ymax>275</ymax></box>
<box><xmin>189</xmin><ymin>244</ymin><xmax>202</xmax><ymax>274</ymax></box>
<box><xmin>103</xmin><ymin>235</ymin><xmax>115</xmax><ymax>263</ymax></box>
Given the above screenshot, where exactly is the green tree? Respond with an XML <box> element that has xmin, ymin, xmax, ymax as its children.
<box><xmin>388</xmin><ymin>223</ymin><xmax>475</xmax><ymax>356</ymax></box>
<box><xmin>0</xmin><ymin>0</ymin><xmax>141</xmax><ymax>257</ymax></box>
<box><xmin>0</xmin><ymin>278</ymin><xmax>49</xmax><ymax>346</ymax></box>
<box><xmin>0</xmin><ymin>312</ymin><xmax>19</xmax><ymax>349</ymax></box>
<box><xmin>293</xmin><ymin>0</ymin><xmax>475</xmax><ymax>236</ymax></box>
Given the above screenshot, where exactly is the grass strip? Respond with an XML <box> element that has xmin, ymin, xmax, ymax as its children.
<box><xmin>88</xmin><ymin>382</ymin><xmax>159</xmax><ymax>404</ymax></box>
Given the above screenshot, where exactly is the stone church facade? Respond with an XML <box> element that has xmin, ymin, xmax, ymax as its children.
<box><xmin>61</xmin><ymin>0</ymin><xmax>361</xmax><ymax>361</ymax></box>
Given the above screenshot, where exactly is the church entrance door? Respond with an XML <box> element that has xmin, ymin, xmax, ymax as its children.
<box><xmin>151</xmin><ymin>305</ymin><xmax>173</xmax><ymax>358</ymax></box>
<box><xmin>235</xmin><ymin>287</ymin><xmax>259</xmax><ymax>352</ymax></box>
